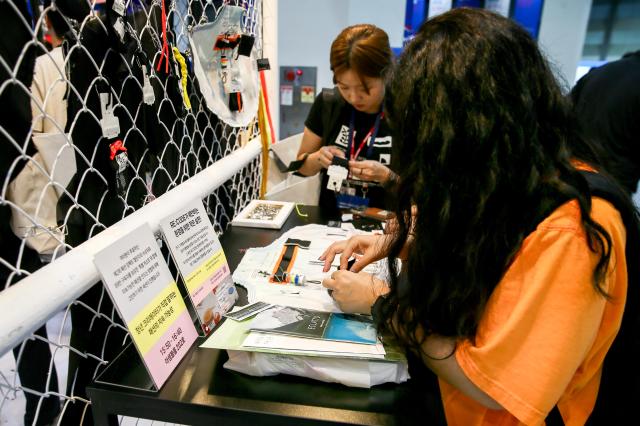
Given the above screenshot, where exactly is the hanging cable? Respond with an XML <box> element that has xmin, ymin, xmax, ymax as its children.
<box><xmin>156</xmin><ymin>0</ymin><xmax>170</xmax><ymax>73</ymax></box>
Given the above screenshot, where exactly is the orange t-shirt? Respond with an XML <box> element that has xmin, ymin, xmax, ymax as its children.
<box><xmin>442</xmin><ymin>198</ymin><xmax>627</xmax><ymax>425</ymax></box>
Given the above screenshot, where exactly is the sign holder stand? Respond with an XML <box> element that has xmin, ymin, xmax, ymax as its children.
<box><xmin>93</xmin><ymin>223</ymin><xmax>199</xmax><ymax>391</ymax></box>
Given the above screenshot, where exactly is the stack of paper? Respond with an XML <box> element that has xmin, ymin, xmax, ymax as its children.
<box><xmin>201</xmin><ymin>310</ymin><xmax>405</xmax><ymax>363</ymax></box>
<box><xmin>242</xmin><ymin>305</ymin><xmax>386</xmax><ymax>358</ymax></box>
<box><xmin>242</xmin><ymin>332</ymin><xmax>387</xmax><ymax>359</ymax></box>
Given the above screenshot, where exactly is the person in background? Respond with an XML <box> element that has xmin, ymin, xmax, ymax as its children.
<box><xmin>294</xmin><ymin>24</ymin><xmax>398</xmax><ymax>214</ymax></box>
<box><xmin>0</xmin><ymin>2</ymin><xmax>64</xmax><ymax>424</ymax></box>
<box><xmin>322</xmin><ymin>8</ymin><xmax>632</xmax><ymax>425</ymax></box>
<box><xmin>32</xmin><ymin>2</ymin><xmax>69</xmax><ymax>135</ymax></box>
<box><xmin>570</xmin><ymin>50</ymin><xmax>640</xmax><ymax>195</ymax></box>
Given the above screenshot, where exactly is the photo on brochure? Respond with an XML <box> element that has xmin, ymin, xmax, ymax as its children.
<box><xmin>195</xmin><ymin>275</ymin><xmax>238</xmax><ymax>335</ymax></box>
<box><xmin>249</xmin><ymin>305</ymin><xmax>377</xmax><ymax>345</ymax></box>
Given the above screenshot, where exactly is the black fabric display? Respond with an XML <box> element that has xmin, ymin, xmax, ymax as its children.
<box><xmin>58</xmin><ymin>5</ymin><xmax>190</xmax><ymax>422</ymax></box>
<box><xmin>59</xmin><ymin>19</ymin><xmax>235</xmax><ymax>426</ymax></box>
<box><xmin>570</xmin><ymin>51</ymin><xmax>640</xmax><ymax>194</ymax></box>
<box><xmin>304</xmin><ymin>89</ymin><xmax>393</xmax><ymax>214</ymax></box>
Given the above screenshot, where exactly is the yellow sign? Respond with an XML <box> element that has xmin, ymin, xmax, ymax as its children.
<box><xmin>129</xmin><ymin>282</ymin><xmax>187</xmax><ymax>354</ymax></box>
<box><xmin>184</xmin><ymin>249</ymin><xmax>227</xmax><ymax>293</ymax></box>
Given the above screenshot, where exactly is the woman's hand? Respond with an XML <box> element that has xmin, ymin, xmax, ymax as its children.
<box><xmin>349</xmin><ymin>159</ymin><xmax>394</xmax><ymax>184</ymax></box>
<box><xmin>322</xmin><ymin>271</ymin><xmax>389</xmax><ymax>314</ymax></box>
<box><xmin>310</xmin><ymin>146</ymin><xmax>346</xmax><ymax>170</ymax></box>
<box><xmin>297</xmin><ymin>127</ymin><xmax>344</xmax><ymax>176</ymax></box>
<box><xmin>319</xmin><ymin>234</ymin><xmax>389</xmax><ymax>272</ymax></box>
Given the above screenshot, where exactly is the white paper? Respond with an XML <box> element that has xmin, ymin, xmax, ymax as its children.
<box><xmin>232</xmin><ymin>224</ymin><xmax>384</xmax><ymax>313</ymax></box>
<box><xmin>280</xmin><ymin>85</ymin><xmax>293</xmax><ymax>106</ymax></box>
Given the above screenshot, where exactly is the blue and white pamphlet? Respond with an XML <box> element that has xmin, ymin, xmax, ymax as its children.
<box><xmin>249</xmin><ymin>305</ymin><xmax>377</xmax><ymax>345</ymax></box>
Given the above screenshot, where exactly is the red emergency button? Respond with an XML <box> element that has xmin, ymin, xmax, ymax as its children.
<box><xmin>285</xmin><ymin>70</ymin><xmax>295</xmax><ymax>81</ymax></box>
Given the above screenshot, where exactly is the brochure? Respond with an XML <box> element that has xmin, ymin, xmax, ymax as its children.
<box><xmin>200</xmin><ymin>312</ymin><xmax>406</xmax><ymax>363</ymax></box>
<box><xmin>249</xmin><ymin>305</ymin><xmax>377</xmax><ymax>345</ymax></box>
<box><xmin>159</xmin><ymin>200</ymin><xmax>237</xmax><ymax>336</ymax></box>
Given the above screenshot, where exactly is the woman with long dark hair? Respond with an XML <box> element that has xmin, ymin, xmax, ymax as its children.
<box><xmin>322</xmin><ymin>9</ymin><xmax>630</xmax><ymax>424</ymax></box>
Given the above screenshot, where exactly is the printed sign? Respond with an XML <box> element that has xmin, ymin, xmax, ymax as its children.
<box><xmin>280</xmin><ymin>85</ymin><xmax>293</xmax><ymax>106</ymax></box>
<box><xmin>301</xmin><ymin>86</ymin><xmax>315</xmax><ymax>103</ymax></box>
<box><xmin>94</xmin><ymin>223</ymin><xmax>198</xmax><ymax>389</ymax></box>
<box><xmin>160</xmin><ymin>200</ymin><xmax>238</xmax><ymax>335</ymax></box>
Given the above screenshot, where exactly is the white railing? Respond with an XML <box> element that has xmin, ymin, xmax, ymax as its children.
<box><xmin>0</xmin><ymin>137</ymin><xmax>261</xmax><ymax>357</ymax></box>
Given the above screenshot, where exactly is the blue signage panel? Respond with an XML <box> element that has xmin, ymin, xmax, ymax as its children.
<box><xmin>404</xmin><ymin>0</ymin><xmax>428</xmax><ymax>43</ymax></box>
<box><xmin>455</xmin><ymin>0</ymin><xmax>482</xmax><ymax>7</ymax></box>
<box><xmin>512</xmin><ymin>0</ymin><xmax>545</xmax><ymax>39</ymax></box>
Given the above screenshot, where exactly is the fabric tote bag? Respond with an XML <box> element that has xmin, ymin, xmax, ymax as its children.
<box><xmin>189</xmin><ymin>4</ymin><xmax>259</xmax><ymax>127</ymax></box>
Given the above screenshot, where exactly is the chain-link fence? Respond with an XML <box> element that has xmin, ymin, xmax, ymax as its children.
<box><xmin>0</xmin><ymin>0</ymin><xmax>264</xmax><ymax>424</ymax></box>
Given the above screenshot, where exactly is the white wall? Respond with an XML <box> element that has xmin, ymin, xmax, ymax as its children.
<box><xmin>538</xmin><ymin>0</ymin><xmax>593</xmax><ymax>91</ymax></box>
<box><xmin>278</xmin><ymin>0</ymin><xmax>348</xmax><ymax>100</ymax></box>
<box><xmin>347</xmin><ymin>0</ymin><xmax>405</xmax><ymax>48</ymax></box>
<box><xmin>262</xmin><ymin>0</ymin><xmax>279</xmax><ymax>140</ymax></box>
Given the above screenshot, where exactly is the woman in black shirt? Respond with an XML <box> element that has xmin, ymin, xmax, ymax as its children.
<box><xmin>295</xmin><ymin>24</ymin><xmax>396</xmax><ymax>212</ymax></box>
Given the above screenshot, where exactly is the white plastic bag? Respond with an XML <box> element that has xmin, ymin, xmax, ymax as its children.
<box><xmin>224</xmin><ymin>350</ymin><xmax>409</xmax><ymax>388</ymax></box>
<box><xmin>265</xmin><ymin>133</ymin><xmax>320</xmax><ymax>206</ymax></box>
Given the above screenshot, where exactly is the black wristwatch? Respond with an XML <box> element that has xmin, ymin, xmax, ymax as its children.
<box><xmin>286</xmin><ymin>152</ymin><xmax>310</xmax><ymax>172</ymax></box>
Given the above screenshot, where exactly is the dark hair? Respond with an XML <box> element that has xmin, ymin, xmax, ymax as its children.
<box><xmin>381</xmin><ymin>8</ymin><xmax>613</xmax><ymax>348</ymax></box>
<box><xmin>330</xmin><ymin>24</ymin><xmax>392</xmax><ymax>92</ymax></box>
<box><xmin>43</xmin><ymin>1</ymin><xmax>73</xmax><ymax>38</ymax></box>
<box><xmin>570</xmin><ymin>50</ymin><xmax>640</xmax><ymax>194</ymax></box>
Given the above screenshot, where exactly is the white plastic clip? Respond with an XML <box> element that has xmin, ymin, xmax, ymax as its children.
<box><xmin>326</xmin><ymin>164</ymin><xmax>349</xmax><ymax>192</ymax></box>
<box><xmin>141</xmin><ymin>65</ymin><xmax>155</xmax><ymax>105</ymax></box>
<box><xmin>113</xmin><ymin>17</ymin><xmax>126</xmax><ymax>41</ymax></box>
<box><xmin>99</xmin><ymin>93</ymin><xmax>120</xmax><ymax>139</ymax></box>
<box><xmin>112</xmin><ymin>0</ymin><xmax>126</xmax><ymax>16</ymax></box>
